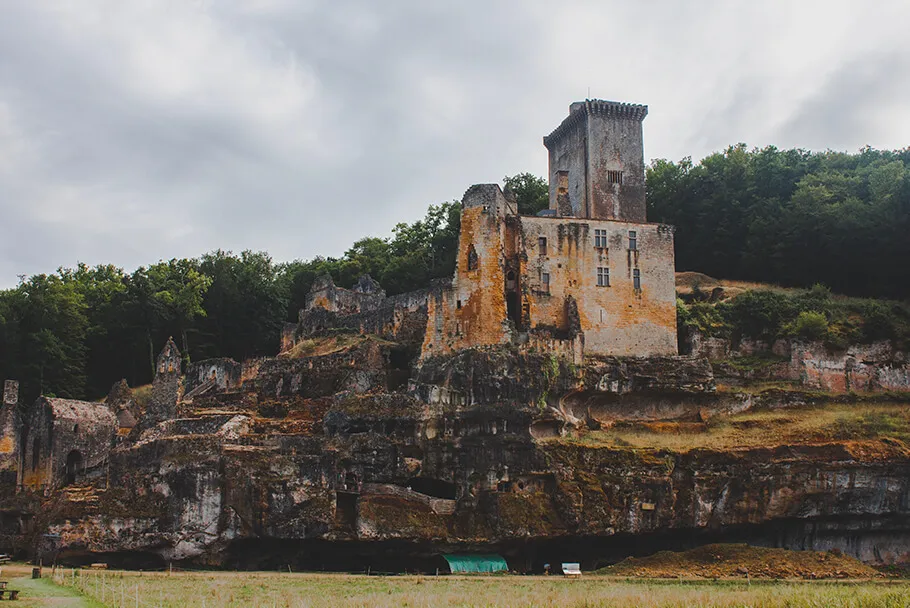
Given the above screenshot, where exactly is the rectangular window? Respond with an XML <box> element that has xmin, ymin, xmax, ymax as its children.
<box><xmin>629</xmin><ymin>230</ymin><xmax>637</xmax><ymax>251</ymax></box>
<box><xmin>633</xmin><ymin>268</ymin><xmax>641</xmax><ymax>290</ymax></box>
<box><xmin>538</xmin><ymin>236</ymin><xmax>547</xmax><ymax>255</ymax></box>
<box><xmin>607</xmin><ymin>170</ymin><xmax>624</xmax><ymax>185</ymax></box>
<box><xmin>541</xmin><ymin>272</ymin><xmax>550</xmax><ymax>293</ymax></box>
<box><xmin>597</xmin><ymin>267</ymin><xmax>610</xmax><ymax>287</ymax></box>
<box><xmin>594</xmin><ymin>229</ymin><xmax>607</xmax><ymax>248</ymax></box>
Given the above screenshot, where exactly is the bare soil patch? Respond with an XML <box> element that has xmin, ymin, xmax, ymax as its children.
<box><xmin>600</xmin><ymin>543</ymin><xmax>878</xmax><ymax>579</ymax></box>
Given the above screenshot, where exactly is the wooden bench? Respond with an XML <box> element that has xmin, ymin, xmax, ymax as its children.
<box><xmin>0</xmin><ymin>588</ymin><xmax>20</xmax><ymax>600</ymax></box>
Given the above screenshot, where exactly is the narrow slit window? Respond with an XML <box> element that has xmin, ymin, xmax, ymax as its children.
<box><xmin>594</xmin><ymin>229</ymin><xmax>607</xmax><ymax>248</ymax></box>
<box><xmin>633</xmin><ymin>268</ymin><xmax>641</xmax><ymax>290</ymax></box>
<box><xmin>467</xmin><ymin>245</ymin><xmax>479</xmax><ymax>271</ymax></box>
<box><xmin>629</xmin><ymin>230</ymin><xmax>637</xmax><ymax>251</ymax></box>
<box><xmin>597</xmin><ymin>267</ymin><xmax>610</xmax><ymax>287</ymax></box>
<box><xmin>538</xmin><ymin>236</ymin><xmax>547</xmax><ymax>256</ymax></box>
<box><xmin>456</xmin><ymin>300</ymin><xmax>462</xmax><ymax>310</ymax></box>
<box><xmin>541</xmin><ymin>272</ymin><xmax>550</xmax><ymax>293</ymax></box>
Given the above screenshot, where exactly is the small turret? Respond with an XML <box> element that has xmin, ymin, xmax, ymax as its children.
<box><xmin>142</xmin><ymin>338</ymin><xmax>182</xmax><ymax>428</ymax></box>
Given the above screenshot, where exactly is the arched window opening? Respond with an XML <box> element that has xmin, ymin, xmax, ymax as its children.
<box><xmin>65</xmin><ymin>450</ymin><xmax>83</xmax><ymax>486</ymax></box>
<box><xmin>467</xmin><ymin>245</ymin><xmax>479</xmax><ymax>271</ymax></box>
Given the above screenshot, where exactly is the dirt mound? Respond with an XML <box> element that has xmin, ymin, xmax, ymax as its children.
<box><xmin>675</xmin><ymin>272</ymin><xmax>722</xmax><ymax>290</ymax></box>
<box><xmin>600</xmin><ymin>543</ymin><xmax>878</xmax><ymax>579</ymax></box>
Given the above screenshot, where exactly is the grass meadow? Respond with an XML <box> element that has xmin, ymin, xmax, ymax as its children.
<box><xmin>39</xmin><ymin>567</ymin><xmax>910</xmax><ymax>608</ymax></box>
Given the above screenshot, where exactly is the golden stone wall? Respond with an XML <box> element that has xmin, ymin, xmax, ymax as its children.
<box><xmin>422</xmin><ymin>184</ymin><xmax>677</xmax><ymax>359</ymax></box>
<box><xmin>518</xmin><ymin>216</ymin><xmax>677</xmax><ymax>356</ymax></box>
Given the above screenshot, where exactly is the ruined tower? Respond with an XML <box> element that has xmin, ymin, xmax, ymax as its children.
<box><xmin>0</xmin><ymin>380</ymin><xmax>20</xmax><ymax>486</ymax></box>
<box><xmin>142</xmin><ymin>338</ymin><xmax>182</xmax><ymax>428</ymax></box>
<box><xmin>543</xmin><ymin>99</ymin><xmax>648</xmax><ymax>222</ymax></box>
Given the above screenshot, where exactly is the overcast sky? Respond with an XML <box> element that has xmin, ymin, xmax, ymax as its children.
<box><xmin>1</xmin><ymin>0</ymin><xmax>909</xmax><ymax>287</ymax></box>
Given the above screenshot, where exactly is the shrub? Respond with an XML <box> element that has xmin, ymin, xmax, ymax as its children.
<box><xmin>677</xmin><ymin>299</ymin><xmax>728</xmax><ymax>336</ymax></box>
<box><xmin>790</xmin><ymin>310</ymin><xmax>828</xmax><ymax>341</ymax></box>
<box><xmin>861</xmin><ymin>302</ymin><xmax>898</xmax><ymax>342</ymax></box>
<box><xmin>720</xmin><ymin>290</ymin><xmax>797</xmax><ymax>340</ymax></box>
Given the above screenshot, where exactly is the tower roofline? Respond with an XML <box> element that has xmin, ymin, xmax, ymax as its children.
<box><xmin>543</xmin><ymin>99</ymin><xmax>648</xmax><ymax>148</ymax></box>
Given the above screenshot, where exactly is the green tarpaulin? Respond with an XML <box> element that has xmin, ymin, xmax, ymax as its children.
<box><xmin>442</xmin><ymin>554</ymin><xmax>509</xmax><ymax>573</ymax></box>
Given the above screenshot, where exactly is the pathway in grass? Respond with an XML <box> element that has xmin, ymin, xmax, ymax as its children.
<box><xmin>1</xmin><ymin>566</ymin><xmax>103</xmax><ymax>608</ymax></box>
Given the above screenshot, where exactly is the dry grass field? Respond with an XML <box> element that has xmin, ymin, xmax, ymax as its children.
<box><xmin>33</xmin><ymin>567</ymin><xmax>910</xmax><ymax>608</ymax></box>
<box><xmin>556</xmin><ymin>401</ymin><xmax>910</xmax><ymax>452</ymax></box>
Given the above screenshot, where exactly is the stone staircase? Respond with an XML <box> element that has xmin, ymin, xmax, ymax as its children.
<box><xmin>183</xmin><ymin>377</ymin><xmax>217</xmax><ymax>401</ymax></box>
<box><xmin>63</xmin><ymin>484</ymin><xmax>102</xmax><ymax>506</ymax></box>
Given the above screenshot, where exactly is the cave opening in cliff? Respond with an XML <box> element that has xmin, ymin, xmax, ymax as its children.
<box><xmin>387</xmin><ymin>346</ymin><xmax>416</xmax><ymax>392</ymax></box>
<box><xmin>39</xmin><ymin>514</ymin><xmax>910</xmax><ymax>573</ymax></box>
<box><xmin>406</xmin><ymin>477</ymin><xmax>457</xmax><ymax>500</ymax></box>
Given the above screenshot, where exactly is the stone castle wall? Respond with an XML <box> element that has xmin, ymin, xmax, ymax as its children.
<box><xmin>689</xmin><ymin>332</ymin><xmax>910</xmax><ymax>392</ymax></box>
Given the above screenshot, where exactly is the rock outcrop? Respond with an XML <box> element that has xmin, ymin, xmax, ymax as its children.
<box><xmin>2</xmin><ymin>340</ymin><xmax>910</xmax><ymax>571</ymax></box>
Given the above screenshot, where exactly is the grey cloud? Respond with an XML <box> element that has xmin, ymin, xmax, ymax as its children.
<box><xmin>775</xmin><ymin>52</ymin><xmax>910</xmax><ymax>151</ymax></box>
<box><xmin>1</xmin><ymin>1</ymin><xmax>909</xmax><ymax>287</ymax></box>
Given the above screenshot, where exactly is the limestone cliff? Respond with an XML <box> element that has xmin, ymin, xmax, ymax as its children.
<box><xmin>3</xmin><ymin>342</ymin><xmax>910</xmax><ymax>572</ymax></box>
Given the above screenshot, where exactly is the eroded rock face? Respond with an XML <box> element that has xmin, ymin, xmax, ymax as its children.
<box><xmin>3</xmin><ymin>345</ymin><xmax>910</xmax><ymax>570</ymax></box>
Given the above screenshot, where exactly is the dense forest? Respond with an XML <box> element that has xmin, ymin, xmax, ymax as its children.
<box><xmin>1</xmin><ymin>147</ymin><xmax>909</xmax><ymax>403</ymax></box>
<box><xmin>648</xmin><ymin>145</ymin><xmax>910</xmax><ymax>299</ymax></box>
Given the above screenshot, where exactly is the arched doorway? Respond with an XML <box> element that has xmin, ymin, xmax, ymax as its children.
<box><xmin>65</xmin><ymin>450</ymin><xmax>83</xmax><ymax>486</ymax></box>
<box><xmin>505</xmin><ymin>269</ymin><xmax>522</xmax><ymax>329</ymax></box>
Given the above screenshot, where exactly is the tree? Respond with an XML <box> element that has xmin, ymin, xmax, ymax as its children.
<box><xmin>503</xmin><ymin>173</ymin><xmax>548</xmax><ymax>215</ymax></box>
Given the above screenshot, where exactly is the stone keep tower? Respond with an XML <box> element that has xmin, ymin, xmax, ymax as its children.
<box><xmin>543</xmin><ymin>99</ymin><xmax>648</xmax><ymax>222</ymax></box>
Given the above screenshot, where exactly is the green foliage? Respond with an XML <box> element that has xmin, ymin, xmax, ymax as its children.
<box><xmin>503</xmin><ymin>173</ymin><xmax>548</xmax><ymax>215</ymax></box>
<box><xmin>0</xmin><ymin>199</ymin><xmax>463</xmax><ymax>402</ymax></box>
<box><xmin>828</xmin><ymin>411</ymin><xmax>908</xmax><ymax>441</ymax></box>
<box><xmin>720</xmin><ymin>290</ymin><xmax>798</xmax><ymax>340</ymax></box>
<box><xmin>679</xmin><ymin>285</ymin><xmax>910</xmax><ymax>352</ymax></box>
<box><xmin>790</xmin><ymin>311</ymin><xmax>829</xmax><ymax>341</ymax></box>
<box><xmin>676</xmin><ymin>299</ymin><xmax>727</xmax><ymax>337</ymax></box>
<box><xmin>648</xmin><ymin>145</ymin><xmax>910</xmax><ymax>299</ymax></box>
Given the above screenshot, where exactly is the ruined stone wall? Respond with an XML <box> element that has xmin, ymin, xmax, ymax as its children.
<box><xmin>0</xmin><ymin>381</ymin><xmax>20</xmax><ymax>487</ymax></box>
<box><xmin>689</xmin><ymin>333</ymin><xmax>910</xmax><ymax>392</ymax></box>
<box><xmin>546</xmin><ymin>112</ymin><xmax>588</xmax><ymax>218</ymax></box>
<box><xmin>185</xmin><ymin>358</ymin><xmax>242</xmax><ymax>394</ymax></box>
<box><xmin>20</xmin><ymin>398</ymin><xmax>116</xmax><ymax>490</ymax></box>
<box><xmin>143</xmin><ymin>339</ymin><xmax>182</xmax><ymax>428</ymax></box>
<box><xmin>793</xmin><ymin>341</ymin><xmax>910</xmax><ymax>392</ymax></box>
<box><xmin>422</xmin><ymin>185</ymin><xmax>511</xmax><ymax>358</ymax></box>
<box><xmin>519</xmin><ymin>216</ymin><xmax>677</xmax><ymax>357</ymax></box>
<box><xmin>304</xmin><ymin>275</ymin><xmax>385</xmax><ymax>315</ymax></box>
<box><xmin>295</xmin><ymin>288</ymin><xmax>432</xmax><ymax>349</ymax></box>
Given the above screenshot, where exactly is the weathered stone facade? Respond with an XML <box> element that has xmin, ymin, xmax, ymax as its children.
<box><xmin>142</xmin><ymin>338</ymin><xmax>182</xmax><ymax>428</ymax></box>
<box><xmin>544</xmin><ymin>100</ymin><xmax>648</xmax><ymax>222</ymax></box>
<box><xmin>19</xmin><ymin>397</ymin><xmax>116</xmax><ymax>490</ymax></box>
<box><xmin>688</xmin><ymin>333</ymin><xmax>910</xmax><ymax>393</ymax></box>
<box><xmin>423</xmin><ymin>99</ymin><xmax>676</xmax><ymax>360</ymax></box>
<box><xmin>422</xmin><ymin>184</ymin><xmax>677</xmax><ymax>359</ymax></box>
<box><xmin>0</xmin><ymin>381</ymin><xmax>20</xmax><ymax>486</ymax></box>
